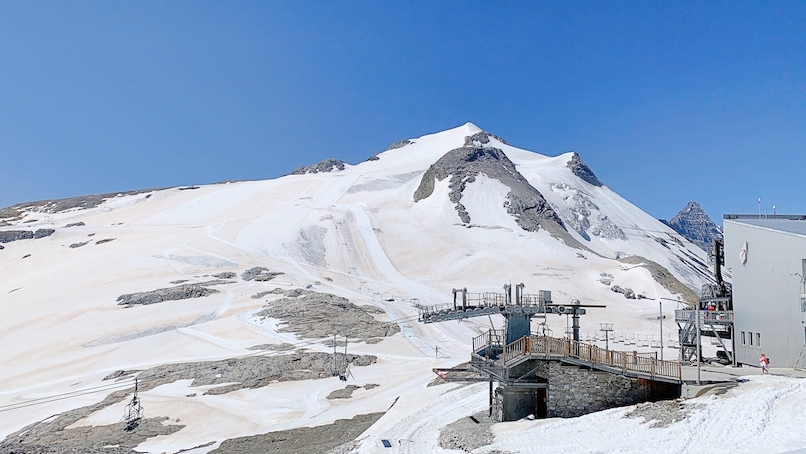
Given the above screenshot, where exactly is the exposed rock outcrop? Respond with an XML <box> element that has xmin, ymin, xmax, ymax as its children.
<box><xmin>0</xmin><ymin>188</ymin><xmax>159</xmax><ymax>218</ymax></box>
<box><xmin>129</xmin><ymin>352</ymin><xmax>378</xmax><ymax>395</ymax></box>
<box><xmin>566</xmin><ymin>152</ymin><xmax>603</xmax><ymax>187</ymax></box>
<box><xmin>211</xmin><ymin>412</ymin><xmax>384</xmax><ymax>454</ymax></box>
<box><xmin>241</xmin><ymin>267</ymin><xmax>283</xmax><ymax>282</ymax></box>
<box><xmin>618</xmin><ymin>255</ymin><xmax>699</xmax><ymax>304</ymax></box>
<box><xmin>611</xmin><ymin>285</ymin><xmax>636</xmax><ymax>299</ymax></box>
<box><xmin>387</xmin><ymin>139</ymin><xmax>412</xmax><ymax>150</ymax></box>
<box><xmin>0</xmin><ymin>228</ymin><xmax>55</xmax><ymax>244</ymax></box>
<box><xmin>414</xmin><ymin>145</ymin><xmax>566</xmax><ymax>234</ymax></box>
<box><xmin>660</xmin><ymin>201</ymin><xmax>722</xmax><ymax>251</ymax></box>
<box><xmin>33</xmin><ymin>228</ymin><xmax>55</xmax><ymax>239</ymax></box>
<box><xmin>291</xmin><ymin>158</ymin><xmax>346</xmax><ymax>175</ymax></box>
<box><xmin>116</xmin><ymin>284</ymin><xmax>219</xmax><ymax>306</ymax></box>
<box><xmin>0</xmin><ymin>388</ymin><xmax>181</xmax><ymax>454</ymax></box>
<box><xmin>549</xmin><ymin>182</ymin><xmax>624</xmax><ymax>241</ymax></box>
<box><xmin>253</xmin><ymin>290</ymin><xmax>399</xmax><ymax>341</ymax></box>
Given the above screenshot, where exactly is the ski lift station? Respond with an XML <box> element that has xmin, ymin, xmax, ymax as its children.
<box><xmin>418</xmin><ymin>285</ymin><xmax>682</xmax><ymax>421</ymax></box>
<box><xmin>723</xmin><ymin>214</ymin><xmax>806</xmax><ymax>368</ymax></box>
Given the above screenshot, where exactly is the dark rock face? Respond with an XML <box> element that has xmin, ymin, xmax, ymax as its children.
<box><xmin>241</xmin><ymin>267</ymin><xmax>282</xmax><ymax>282</ymax></box>
<box><xmin>65</xmin><ymin>222</ymin><xmax>85</xmax><ymax>228</ymax></box>
<box><xmin>0</xmin><ymin>229</ymin><xmax>54</xmax><ymax>244</ymax></box>
<box><xmin>566</xmin><ymin>152</ymin><xmax>603</xmax><ymax>187</ymax></box>
<box><xmin>487</xmin><ymin>132</ymin><xmax>509</xmax><ymax>145</ymax></box>
<box><xmin>116</xmin><ymin>284</ymin><xmax>219</xmax><ymax>306</ymax></box>
<box><xmin>33</xmin><ymin>228</ymin><xmax>55</xmax><ymax>239</ymax></box>
<box><xmin>463</xmin><ymin>131</ymin><xmax>509</xmax><ymax>147</ymax></box>
<box><xmin>660</xmin><ymin>201</ymin><xmax>722</xmax><ymax>251</ymax></box>
<box><xmin>0</xmin><ymin>230</ymin><xmax>34</xmax><ymax>243</ymax></box>
<box><xmin>414</xmin><ymin>145</ymin><xmax>566</xmax><ymax>233</ymax></box>
<box><xmin>291</xmin><ymin>158</ymin><xmax>346</xmax><ymax>175</ymax></box>
<box><xmin>463</xmin><ymin>132</ymin><xmax>490</xmax><ymax>147</ymax></box>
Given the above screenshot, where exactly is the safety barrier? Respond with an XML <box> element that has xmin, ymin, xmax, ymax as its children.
<box><xmin>499</xmin><ymin>334</ymin><xmax>682</xmax><ymax>381</ymax></box>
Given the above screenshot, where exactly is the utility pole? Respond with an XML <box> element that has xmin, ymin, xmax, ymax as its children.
<box><xmin>659</xmin><ymin>301</ymin><xmax>664</xmax><ymax>361</ymax></box>
<box><xmin>696</xmin><ymin>310</ymin><xmax>701</xmax><ymax>385</ymax></box>
<box><xmin>332</xmin><ymin>334</ymin><xmax>337</xmax><ymax>376</ymax></box>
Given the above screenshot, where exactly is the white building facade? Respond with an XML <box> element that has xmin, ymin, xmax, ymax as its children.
<box><xmin>724</xmin><ymin>215</ymin><xmax>806</xmax><ymax>367</ymax></box>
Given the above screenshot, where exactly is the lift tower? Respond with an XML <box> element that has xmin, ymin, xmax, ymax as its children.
<box><xmin>418</xmin><ymin>283</ymin><xmax>604</xmax><ymax>420</ymax></box>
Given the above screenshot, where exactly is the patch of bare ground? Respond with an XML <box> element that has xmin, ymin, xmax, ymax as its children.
<box><xmin>211</xmin><ymin>412</ymin><xmax>384</xmax><ymax>454</ymax></box>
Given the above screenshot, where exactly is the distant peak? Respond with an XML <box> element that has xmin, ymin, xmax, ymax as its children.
<box><xmin>661</xmin><ymin>201</ymin><xmax>722</xmax><ymax>251</ymax></box>
<box><xmin>683</xmin><ymin>201</ymin><xmax>704</xmax><ymax>212</ymax></box>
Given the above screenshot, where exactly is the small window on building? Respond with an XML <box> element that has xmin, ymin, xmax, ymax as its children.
<box><xmin>741</xmin><ymin>331</ymin><xmax>746</xmax><ymax>346</ymax></box>
<box><xmin>749</xmin><ymin>333</ymin><xmax>754</xmax><ymax>346</ymax></box>
<box><xmin>801</xmin><ymin>297</ymin><xmax>806</xmax><ymax>313</ymax></box>
<box><xmin>756</xmin><ymin>333</ymin><xmax>761</xmax><ymax>347</ymax></box>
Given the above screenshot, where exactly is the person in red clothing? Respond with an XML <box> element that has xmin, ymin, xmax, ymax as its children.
<box><xmin>760</xmin><ymin>353</ymin><xmax>770</xmax><ymax>374</ymax></box>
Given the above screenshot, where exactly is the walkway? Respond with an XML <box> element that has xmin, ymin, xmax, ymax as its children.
<box><xmin>473</xmin><ymin>332</ymin><xmax>683</xmax><ymax>384</ymax></box>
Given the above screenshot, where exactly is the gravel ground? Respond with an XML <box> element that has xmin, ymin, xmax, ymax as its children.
<box><xmin>211</xmin><ymin>412</ymin><xmax>384</xmax><ymax>454</ymax></box>
<box><xmin>623</xmin><ymin>399</ymin><xmax>702</xmax><ymax>428</ymax></box>
<box><xmin>253</xmin><ymin>290</ymin><xmax>399</xmax><ymax>341</ymax></box>
<box><xmin>438</xmin><ymin>410</ymin><xmax>497</xmax><ymax>452</ymax></box>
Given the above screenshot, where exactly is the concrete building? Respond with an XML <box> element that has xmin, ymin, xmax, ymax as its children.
<box><xmin>723</xmin><ymin>215</ymin><xmax>806</xmax><ymax>367</ymax></box>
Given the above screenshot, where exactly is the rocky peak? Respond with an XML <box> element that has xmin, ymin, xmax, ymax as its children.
<box><xmin>291</xmin><ymin>158</ymin><xmax>346</xmax><ymax>175</ymax></box>
<box><xmin>566</xmin><ymin>152</ymin><xmax>603</xmax><ymax>187</ymax></box>
<box><xmin>413</xmin><ymin>146</ymin><xmax>565</xmax><ymax>233</ymax></box>
<box><xmin>660</xmin><ymin>201</ymin><xmax>722</xmax><ymax>251</ymax></box>
<box><xmin>463</xmin><ymin>131</ymin><xmax>509</xmax><ymax>148</ymax></box>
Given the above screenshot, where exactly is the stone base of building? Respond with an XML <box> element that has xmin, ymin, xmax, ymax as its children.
<box><xmin>494</xmin><ymin>360</ymin><xmax>681</xmax><ymax>421</ymax></box>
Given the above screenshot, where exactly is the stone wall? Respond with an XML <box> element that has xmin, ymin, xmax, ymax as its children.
<box><xmin>495</xmin><ymin>359</ymin><xmax>681</xmax><ymax>420</ymax></box>
<box><xmin>544</xmin><ymin>362</ymin><xmax>640</xmax><ymax>418</ymax></box>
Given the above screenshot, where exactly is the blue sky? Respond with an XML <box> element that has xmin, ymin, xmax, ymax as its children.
<box><xmin>1</xmin><ymin>1</ymin><xmax>804</xmax><ymax>222</ymax></box>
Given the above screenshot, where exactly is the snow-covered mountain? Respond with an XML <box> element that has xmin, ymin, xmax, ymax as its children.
<box><xmin>660</xmin><ymin>201</ymin><xmax>723</xmax><ymax>252</ymax></box>
<box><xmin>0</xmin><ymin>123</ymin><xmax>755</xmax><ymax>453</ymax></box>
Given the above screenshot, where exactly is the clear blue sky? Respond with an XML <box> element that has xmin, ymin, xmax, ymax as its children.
<box><xmin>1</xmin><ymin>1</ymin><xmax>804</xmax><ymax>222</ymax></box>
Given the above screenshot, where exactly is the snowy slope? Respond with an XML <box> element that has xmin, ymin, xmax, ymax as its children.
<box><xmin>0</xmin><ymin>123</ymin><xmax>752</xmax><ymax>452</ymax></box>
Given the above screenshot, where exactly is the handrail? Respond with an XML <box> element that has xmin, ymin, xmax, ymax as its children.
<box><xmin>496</xmin><ymin>334</ymin><xmax>681</xmax><ymax>381</ymax></box>
<box><xmin>675</xmin><ymin>309</ymin><xmax>733</xmax><ymax>323</ymax></box>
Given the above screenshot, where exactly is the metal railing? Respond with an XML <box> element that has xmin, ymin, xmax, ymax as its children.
<box><xmin>675</xmin><ymin>309</ymin><xmax>733</xmax><ymax>323</ymax></box>
<box><xmin>418</xmin><ymin>291</ymin><xmax>546</xmax><ymax>321</ymax></box>
<box><xmin>473</xmin><ymin>329</ymin><xmax>505</xmax><ymax>353</ymax></box>
<box><xmin>499</xmin><ymin>335</ymin><xmax>682</xmax><ymax>381</ymax></box>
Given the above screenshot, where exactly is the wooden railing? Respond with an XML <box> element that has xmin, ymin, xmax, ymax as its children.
<box><xmin>501</xmin><ymin>335</ymin><xmax>682</xmax><ymax>381</ymax></box>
